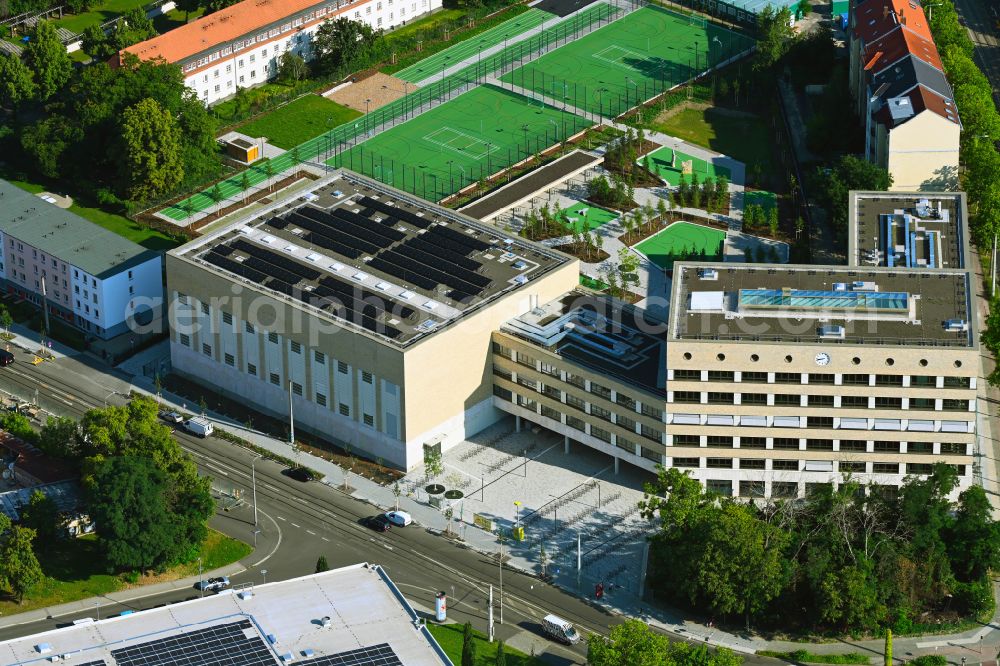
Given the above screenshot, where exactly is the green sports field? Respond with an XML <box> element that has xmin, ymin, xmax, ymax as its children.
<box><xmin>559</xmin><ymin>201</ymin><xmax>617</xmax><ymax>232</ymax></box>
<box><xmin>394</xmin><ymin>8</ymin><xmax>552</xmax><ymax>84</ymax></box>
<box><xmin>499</xmin><ymin>5</ymin><xmax>752</xmax><ymax>116</ymax></box>
<box><xmin>644</xmin><ymin>146</ymin><xmax>731</xmax><ymax>186</ymax></box>
<box><xmin>635</xmin><ymin>221</ymin><xmax>726</xmax><ymax>270</ymax></box>
<box><xmin>328</xmin><ymin>84</ymin><xmax>591</xmax><ymax>201</ymax></box>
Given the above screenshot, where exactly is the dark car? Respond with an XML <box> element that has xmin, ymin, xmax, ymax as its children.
<box><xmin>0</xmin><ymin>350</ymin><xmax>14</xmax><ymax>366</ymax></box>
<box><xmin>363</xmin><ymin>515</ymin><xmax>392</xmax><ymax>532</ymax></box>
<box><xmin>283</xmin><ymin>467</ymin><xmax>316</xmax><ymax>483</ymax></box>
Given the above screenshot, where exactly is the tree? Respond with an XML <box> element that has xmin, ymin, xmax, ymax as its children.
<box><xmin>819</xmin><ymin>155</ymin><xmax>892</xmax><ymax>237</ymax></box>
<box><xmin>587</xmin><ymin>619</ymin><xmax>672</xmax><ymax>666</ymax></box>
<box><xmin>87</xmin><ymin>456</ymin><xmax>180</xmax><ymax>573</ymax></box>
<box><xmin>82</xmin><ymin>24</ymin><xmax>115</xmax><ymax>60</ymax></box>
<box><xmin>948</xmin><ymin>485</ymin><xmax>1000</xmax><ymax>581</ymax></box>
<box><xmin>315</xmin><ymin>555</ymin><xmax>329</xmax><ymax>573</ymax></box>
<box><xmin>0</xmin><ymin>412</ymin><xmax>38</xmax><ymax>444</ymax></box>
<box><xmin>954</xmin><ymin>83</ymin><xmax>1000</xmax><ymax>147</ymax></box>
<box><xmin>460</xmin><ymin>622</ymin><xmax>477</xmax><ymax>666</ymax></box>
<box><xmin>277</xmin><ymin>52</ymin><xmax>308</xmax><ymax>83</ymax></box>
<box><xmin>118</xmin><ymin>97</ymin><xmax>185</xmax><ymax>202</ymax></box>
<box><xmin>113</xmin><ymin>7</ymin><xmax>158</xmax><ymax>52</ymax></box>
<box><xmin>0</xmin><ymin>305</ymin><xmax>12</xmax><ymax>339</ymax></box>
<box><xmin>23</xmin><ymin>20</ymin><xmax>73</xmax><ymax>101</ymax></box>
<box><xmin>38</xmin><ymin>415</ymin><xmax>77</xmax><ymax>458</ymax></box>
<box><xmin>753</xmin><ymin>6</ymin><xmax>794</xmax><ymax>75</ymax></box>
<box><xmin>423</xmin><ymin>446</ymin><xmax>443</xmax><ymax>478</ymax></box>
<box><xmin>19</xmin><ymin>490</ymin><xmax>60</xmax><ymax>544</ymax></box>
<box><xmin>313</xmin><ymin>17</ymin><xmax>381</xmax><ymax>75</ymax></box>
<box><xmin>494</xmin><ymin>639</ymin><xmax>507</xmax><ymax>666</ymax></box>
<box><xmin>884</xmin><ymin>629</ymin><xmax>892</xmax><ymax>666</ymax></box>
<box><xmin>0</xmin><ymin>53</ymin><xmax>36</xmax><ymax>110</ymax></box>
<box><xmin>241</xmin><ymin>172</ymin><xmax>251</xmax><ymax>203</ymax></box>
<box><xmin>0</xmin><ymin>524</ymin><xmax>43</xmax><ymax>603</ymax></box>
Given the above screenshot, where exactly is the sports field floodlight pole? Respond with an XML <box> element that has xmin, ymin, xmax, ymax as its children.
<box><xmin>521</xmin><ymin>124</ymin><xmax>530</xmax><ymax>159</ymax></box>
<box><xmin>365</xmin><ymin>98</ymin><xmax>371</xmax><ymax>137</ymax></box>
<box><xmin>711</xmin><ymin>35</ymin><xmax>722</xmax><ymax>67</ymax></box>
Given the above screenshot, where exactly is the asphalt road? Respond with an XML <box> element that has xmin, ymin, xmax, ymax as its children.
<box><xmin>951</xmin><ymin>0</ymin><xmax>1000</xmax><ymax>107</ymax></box>
<box><xmin>0</xmin><ymin>352</ymin><xmax>778</xmax><ymax>665</ymax></box>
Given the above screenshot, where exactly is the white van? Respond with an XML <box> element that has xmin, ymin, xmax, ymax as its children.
<box><xmin>541</xmin><ymin>614</ymin><xmax>580</xmax><ymax>645</ymax></box>
<box><xmin>182</xmin><ymin>417</ymin><xmax>214</xmax><ymax>438</ymax></box>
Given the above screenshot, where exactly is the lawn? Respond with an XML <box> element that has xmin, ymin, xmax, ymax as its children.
<box><xmin>427</xmin><ymin>622</ymin><xmax>545</xmax><ymax>666</ymax></box>
<box><xmin>649</xmin><ymin>106</ymin><xmax>775</xmax><ymax>181</ymax></box>
<box><xmin>236</xmin><ymin>94</ymin><xmax>362</xmax><ymax>149</ymax></box>
<box><xmin>580</xmin><ymin>274</ymin><xmax>611</xmax><ymax>291</ymax></box>
<box><xmin>152</xmin><ymin>6</ymin><xmax>206</xmax><ymax>34</ymax></box>
<box><xmin>642</xmin><ymin>145</ymin><xmax>731</xmax><ymax>187</ymax></box>
<box><xmin>1</xmin><ymin>174</ymin><xmax>181</xmax><ymax>251</ymax></box>
<box><xmin>559</xmin><ymin>201</ymin><xmax>618</xmax><ymax>232</ymax></box>
<box><xmin>634</xmin><ymin>220</ymin><xmax>726</xmax><ymax>270</ymax></box>
<box><xmin>0</xmin><ymin>530</ymin><xmax>251</xmax><ymax>615</ymax></box>
<box><xmin>54</xmin><ymin>0</ymin><xmax>148</xmax><ymax>35</ymax></box>
<box><xmin>744</xmin><ymin>189</ymin><xmax>777</xmax><ymax>211</ymax></box>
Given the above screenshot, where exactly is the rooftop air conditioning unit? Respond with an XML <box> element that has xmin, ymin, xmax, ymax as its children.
<box><xmin>944</xmin><ymin>319</ymin><xmax>968</xmax><ymax>332</ymax></box>
<box><xmin>698</xmin><ymin>268</ymin><xmax>718</xmax><ymax>281</ymax></box>
<box><xmin>818</xmin><ymin>325</ymin><xmax>846</xmax><ymax>339</ymax></box>
<box><xmin>321</xmin><ymin>616</ymin><xmax>332</xmax><ymax>629</ymax></box>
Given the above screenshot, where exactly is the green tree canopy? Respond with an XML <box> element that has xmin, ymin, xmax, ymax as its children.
<box><xmin>23</xmin><ymin>20</ymin><xmax>73</xmax><ymax>100</ymax></box>
<box><xmin>118</xmin><ymin>96</ymin><xmax>185</xmax><ymax>202</ymax></box>
<box><xmin>313</xmin><ymin>17</ymin><xmax>381</xmax><ymax>75</ymax></box>
<box><xmin>588</xmin><ymin>620</ymin><xmax>742</xmax><ymax>666</ymax></box>
<box><xmin>0</xmin><ymin>523</ymin><xmax>44</xmax><ymax>603</ymax></box>
<box><xmin>0</xmin><ymin>53</ymin><xmax>36</xmax><ymax>109</ymax></box>
<box><xmin>19</xmin><ymin>490</ymin><xmax>60</xmax><ymax>544</ymax></box>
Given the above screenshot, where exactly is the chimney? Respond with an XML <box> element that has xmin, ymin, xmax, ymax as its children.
<box><xmin>900</xmin><ymin>11</ymin><xmax>906</xmax><ymax>24</ymax></box>
<box><xmin>882</xmin><ymin>5</ymin><xmax>888</xmax><ymax>17</ymax></box>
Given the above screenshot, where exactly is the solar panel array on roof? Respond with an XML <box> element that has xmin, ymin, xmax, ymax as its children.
<box><xmin>299</xmin><ymin>643</ymin><xmax>403</xmax><ymax>666</ymax></box>
<box><xmin>427</xmin><ymin>224</ymin><xmax>491</xmax><ymax>252</ymax></box>
<box><xmin>310</xmin><ymin>277</ymin><xmax>405</xmax><ymax>339</ymax></box>
<box><xmin>289</xmin><ymin>210</ymin><xmax>381</xmax><ymax>256</ymax></box>
<box><xmin>738</xmin><ymin>289</ymin><xmax>910</xmax><ymax>312</ymax></box>
<box><xmin>110</xmin><ymin>619</ymin><xmax>273</xmax><ymax>666</ymax></box>
<box><xmin>78</xmin><ymin>661</ymin><xmax>107</xmax><ymax>666</ymax></box>
<box><xmin>358</xmin><ymin>196</ymin><xmax>435</xmax><ymax>229</ymax></box>
<box><xmin>204</xmin><ymin>250</ymin><xmax>269</xmax><ymax>284</ymax></box>
<box><xmin>231</xmin><ymin>239</ymin><xmax>320</xmax><ymax>284</ymax></box>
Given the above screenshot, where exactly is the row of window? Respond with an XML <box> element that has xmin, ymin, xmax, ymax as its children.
<box><xmin>672</xmin><ymin>435</ymin><xmax>967</xmax><ymax>455</ymax></box>
<box><xmin>670</xmin><ymin>457</ymin><xmax>967</xmax><ymax>476</ymax></box>
<box><xmin>671</xmin><ymin>369</ymin><xmax>972</xmax><ymax>389</ymax></box>
<box><xmin>671</xmin><ymin>391</ymin><xmax>971</xmax><ymax>411</ymax></box>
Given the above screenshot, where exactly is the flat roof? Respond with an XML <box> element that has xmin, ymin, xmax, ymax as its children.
<box><xmin>500</xmin><ymin>290</ymin><xmax>667</xmax><ymax>396</ymax></box>
<box><xmin>670</xmin><ymin>263</ymin><xmax>975</xmax><ymax>348</ymax></box>
<box><xmin>0</xmin><ymin>180</ymin><xmax>157</xmax><ymax>278</ymax></box>
<box><xmin>0</xmin><ymin>564</ymin><xmax>450</xmax><ymax>666</ymax></box>
<box><xmin>173</xmin><ymin>171</ymin><xmax>570</xmax><ymax>347</ymax></box>
<box><xmin>850</xmin><ymin>191</ymin><xmax>966</xmax><ymax>270</ymax></box>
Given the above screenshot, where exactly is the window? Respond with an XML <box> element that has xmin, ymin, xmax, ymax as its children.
<box><xmin>268</xmin><ymin>332</ymin><xmax>278</xmax><ymax>344</ymax></box>
<box><xmin>565</xmin><ymin>394</ymin><xmax>586</xmax><ymax>412</ymax></box>
<box><xmin>772</xmin><ymin>482</ymin><xmax>798</xmax><ymax>498</ymax></box>
<box><xmin>591</xmin><ymin>426</ymin><xmax>611</xmax><ymax>443</ymax></box>
<box><xmin>773</xmin><ymin>438</ymin><xmax>799</xmax><ymax>450</ymax></box>
<box><xmin>875</xmin><ymin>397</ymin><xmax>902</xmax><ymax>409</ymax></box>
<box><xmin>674</xmin><ymin>434</ymin><xmax>699</xmax><ymax>446</ymax></box>
<box><xmin>841</xmin><ymin>395</ymin><xmax>868</xmax><ymax>408</ymax></box>
<box><xmin>808</xmin><ymin>373</ymin><xmax>835</xmax><ymax>384</ymax></box>
<box><xmin>262</xmin><ymin>48</ymin><xmax>268</xmax><ymax>57</ymax></box>
<box><xmin>843</xmin><ymin>373</ymin><xmax>869</xmax><ymax>385</ymax></box>
<box><xmin>707</xmin><ymin>392</ymin><xmax>734</xmax><ymax>404</ymax></box>
<box><xmin>179</xmin><ymin>333</ymin><xmax>190</xmax><ymax>347</ymax></box>
<box><xmin>807</xmin><ymin>416</ymin><xmax>834</xmax><ymax>429</ymax></box>
<box><xmin>739</xmin><ymin>480</ymin><xmax>766</xmax><ymax>497</ymax></box>
<box><xmin>707</xmin><ymin>435</ymin><xmax>733</xmax><ymax>448</ymax></box>
<box><xmin>202</xmin><ymin>343</ymin><xmax>212</xmax><ymax>356</ymax></box>
<box><xmin>741</xmin><ymin>371</ymin><xmax>768</xmax><ymax>383</ymax></box>
<box><xmin>907</xmin><ymin>442</ymin><xmax>932</xmax><ymax>454</ymax></box>
<box><xmin>706</xmin><ymin>480</ymin><xmax>732</xmax><ymax>496</ymax></box>
<box><xmin>316</xmin><ymin>392</ymin><xmax>327</xmax><ymax>407</ymax></box>
<box><xmin>314</xmin><ymin>350</ymin><xmax>325</xmax><ymax>364</ymax></box>
<box><xmin>224</xmin><ymin>353</ymin><xmax>235</xmax><ymax>366</ymax></box>
<box><xmin>875</xmin><ymin>374</ymin><xmax>904</xmax><ymax>387</ymax></box>
<box><xmin>808</xmin><ymin>395</ymin><xmax>834</xmax><ymax>407</ymax></box>
<box><xmin>641</xmin><ymin>446</ymin><xmax>661</xmax><ymax>462</ymax></box>
<box><xmin>214</xmin><ymin>85</ymin><xmax>220</xmax><ymax>92</ymax></box>
<box><xmin>222</xmin><ymin>312</ymin><xmax>233</xmax><ymax>325</ymax></box>
<box><xmin>943</xmin><ymin>376</ymin><xmax>971</xmax><ymax>389</ymax></box>
<box><xmin>873</xmin><ymin>462</ymin><xmax>899</xmax><ymax>474</ymax></box>
<box><xmin>363</xmin><ymin>413</ymin><xmax>375</xmax><ymax>427</ymax></box>
<box><xmin>672</xmin><ymin>457</ymin><xmax>699</xmax><ymax>468</ymax></box>
<box><xmin>940</xmin><ymin>442</ymin><xmax>967</xmax><ymax>455</ymax></box>
<box><xmin>226</xmin><ymin>64</ymin><xmax>232</xmax><ymax>72</ymax></box>
<box><xmin>590</xmin><ymin>382</ymin><xmax>611</xmax><ymax>400</ymax></box>
<box><xmin>739</xmin><ymin>459</ymin><xmax>765</xmax><ymax>470</ymax></box>
<box><xmin>362</xmin><ymin>371</ymin><xmax>373</xmax><ymax>384</ymax></box>
<box><xmin>741</xmin><ymin>393</ymin><xmax>767</xmax><ymax>406</ymax></box>
<box><xmin>591</xmin><ymin>405</ymin><xmax>612</xmax><ymax>422</ymax></box>
<box><xmin>641</xmin><ymin>403</ymin><xmax>663</xmax><ymax>420</ymax></box>
<box><xmin>250</xmin><ymin>70</ymin><xmax>256</xmax><ymax>79</ymax></box>
<box><xmin>740</xmin><ymin>437</ymin><xmax>766</xmax><ymax>449</ymax></box>
<box><xmin>942</xmin><ymin>399</ymin><xmax>969</xmax><ymax>411</ymax></box>
<box><xmin>839</xmin><ymin>440</ymin><xmax>867</xmax><ymax>452</ymax></box>
<box><xmin>270</xmin><ymin>373</ymin><xmax>280</xmax><ymax>385</ymax></box>
<box><xmin>338</xmin><ymin>361</ymin><xmax>348</xmax><ymax>374</ymax></box>
<box><xmin>248</xmin><ymin>363</ymin><xmax>257</xmax><ymax>376</ymax></box>
<box><xmin>910</xmin><ymin>397</ymin><xmax>935</xmax><ymax>409</ymax></box>
<box><xmin>775</xmin><ymin>372</ymin><xmax>801</xmax><ymax>384</ymax></box>
<box><xmin>291</xmin><ymin>382</ymin><xmax>303</xmax><ymax>396</ymax></box>
<box><xmin>910</xmin><ymin>375</ymin><xmax>936</xmax><ymax>387</ymax></box>
<box><xmin>874</xmin><ymin>441</ymin><xmax>900</xmax><ymax>453</ymax></box>
<box><xmin>566</xmin><ymin>415</ymin><xmax>586</xmax><ymax>431</ymax></box>
<box><xmin>674</xmin><ymin>369</ymin><xmax>701</xmax><ymax>381</ymax></box>
<box><xmin>673</xmin><ymin>391</ymin><xmax>700</xmax><ymax>404</ymax></box>
<box><xmin>840</xmin><ymin>461</ymin><xmax>867</xmax><ymax>473</ymax></box>
<box><xmin>774</xmin><ymin>394</ymin><xmax>800</xmax><ymax>406</ymax></box>
<box><xmin>290</xmin><ymin>341</ymin><xmax>301</xmax><ymax>354</ymax></box>
<box><xmin>772</xmin><ymin>459</ymin><xmax>798</xmax><ymax>471</ymax></box>
<box><xmin>807</xmin><ymin>439</ymin><xmax>834</xmax><ymax>451</ymax></box>
<box><xmin>707</xmin><ymin>370</ymin><xmax>734</xmax><ymax>382</ymax></box>
<box><xmin>617</xmin><ymin>414</ymin><xmax>636</xmax><ymax>431</ymax></box>
<box><xmin>706</xmin><ymin>458</ymin><xmax>733</xmax><ymax>469</ymax></box>
<box><xmin>615</xmin><ymin>393</ymin><xmax>636</xmax><ymax>410</ymax></box>
<box><xmin>245</xmin><ymin>322</ymin><xmax>255</xmax><ymax>334</ymax></box>
<box><xmin>640</xmin><ymin>424</ymin><xmax>662</xmax><ymax>443</ymax></box>
<box><xmin>339</xmin><ymin>403</ymin><xmax>350</xmax><ymax>416</ymax></box>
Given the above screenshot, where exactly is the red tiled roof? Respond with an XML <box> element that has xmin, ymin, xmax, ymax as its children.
<box><xmin>854</xmin><ymin>0</ymin><xmax>933</xmax><ymax>44</ymax></box>
<box><xmin>122</xmin><ymin>0</ymin><xmax>339</xmax><ymax>65</ymax></box>
<box><xmin>863</xmin><ymin>27</ymin><xmax>942</xmax><ymax>73</ymax></box>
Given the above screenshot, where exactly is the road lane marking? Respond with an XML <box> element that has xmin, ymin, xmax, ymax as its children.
<box><xmin>290</xmin><ymin>523</ymin><xmax>301</xmax><ymax>528</ymax></box>
<box><xmin>306</xmin><ymin>530</ymin><xmax>316</xmax><ymax>535</ymax></box>
<box><xmin>321</xmin><ymin>537</ymin><xmax>330</xmax><ymax>542</ymax></box>
<box><xmin>277</xmin><ymin>516</ymin><xmax>287</xmax><ymax>521</ymax></box>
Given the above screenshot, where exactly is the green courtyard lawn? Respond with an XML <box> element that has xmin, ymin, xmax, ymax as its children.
<box><xmin>54</xmin><ymin>0</ymin><xmax>149</xmax><ymax>35</ymax></box>
<box><xmin>559</xmin><ymin>201</ymin><xmax>618</xmax><ymax>233</ymax></box>
<box><xmin>0</xmin><ymin>530</ymin><xmax>251</xmax><ymax>615</ymax></box>
<box><xmin>0</xmin><ymin>173</ymin><xmax>181</xmax><ymax>251</ymax></box>
<box><xmin>427</xmin><ymin>623</ymin><xmax>545</xmax><ymax>666</ymax></box>
<box><xmin>649</xmin><ymin>105</ymin><xmax>776</xmax><ymax>186</ymax></box>
<box><xmin>235</xmin><ymin>94</ymin><xmax>362</xmax><ymax>149</ymax></box>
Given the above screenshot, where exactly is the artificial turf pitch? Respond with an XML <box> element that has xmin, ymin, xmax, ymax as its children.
<box><xmin>635</xmin><ymin>221</ymin><xmax>726</xmax><ymax>270</ymax></box>
<box><xmin>500</xmin><ymin>5</ymin><xmax>753</xmax><ymax>116</ymax></box>
<box><xmin>559</xmin><ymin>201</ymin><xmax>618</xmax><ymax>232</ymax></box>
<box><xmin>328</xmin><ymin>84</ymin><xmax>591</xmax><ymax>201</ymax></box>
<box><xmin>644</xmin><ymin>146</ymin><xmax>731</xmax><ymax>186</ymax></box>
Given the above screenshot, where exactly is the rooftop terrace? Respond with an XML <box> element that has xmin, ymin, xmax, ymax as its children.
<box><xmin>175</xmin><ymin>172</ymin><xmax>570</xmax><ymax>347</ymax></box>
<box><xmin>670</xmin><ymin>264</ymin><xmax>974</xmax><ymax>348</ymax></box>
<box><xmin>0</xmin><ymin>564</ymin><xmax>448</xmax><ymax>666</ymax></box>
<box><xmin>850</xmin><ymin>191</ymin><xmax>966</xmax><ymax>270</ymax></box>
<box><xmin>500</xmin><ymin>290</ymin><xmax>667</xmax><ymax>396</ymax></box>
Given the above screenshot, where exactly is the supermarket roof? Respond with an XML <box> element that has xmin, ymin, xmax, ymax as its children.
<box><xmin>0</xmin><ymin>564</ymin><xmax>451</xmax><ymax>666</ymax></box>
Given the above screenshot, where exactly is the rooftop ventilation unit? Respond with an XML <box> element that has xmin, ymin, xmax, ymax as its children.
<box><xmin>321</xmin><ymin>616</ymin><xmax>332</xmax><ymax>629</ymax></box>
<box><xmin>281</xmin><ymin>653</ymin><xmax>295</xmax><ymax>663</ymax></box>
<box><xmin>698</xmin><ymin>268</ymin><xmax>718</xmax><ymax>280</ymax></box>
<box><xmin>35</xmin><ymin>644</ymin><xmax>52</xmax><ymax>654</ymax></box>
<box><xmin>944</xmin><ymin>319</ymin><xmax>968</xmax><ymax>332</ymax></box>
<box><xmin>818</xmin><ymin>325</ymin><xmax>846</xmax><ymax>339</ymax></box>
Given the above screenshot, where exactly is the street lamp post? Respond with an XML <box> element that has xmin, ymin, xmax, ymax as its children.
<box><xmin>251</xmin><ymin>455</ymin><xmax>262</xmax><ymax>527</ymax></box>
<box><xmin>262</xmin><ymin>568</ymin><xmax>268</xmax><ymax>584</ymax></box>
<box><xmin>365</xmin><ymin>98</ymin><xmax>371</xmax><ymax>136</ymax></box>
<box><xmin>514</xmin><ymin>500</ymin><xmax>521</xmax><ymax>533</ymax></box>
<box><xmin>198</xmin><ymin>557</ymin><xmax>203</xmax><ymax>597</ymax></box>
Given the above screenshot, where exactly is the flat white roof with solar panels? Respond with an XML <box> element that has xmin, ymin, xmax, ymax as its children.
<box><xmin>0</xmin><ymin>564</ymin><xmax>451</xmax><ymax>666</ymax></box>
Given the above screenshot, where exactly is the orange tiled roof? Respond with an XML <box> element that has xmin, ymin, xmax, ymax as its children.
<box><xmin>122</xmin><ymin>0</ymin><xmax>335</xmax><ymax>65</ymax></box>
<box><xmin>853</xmin><ymin>0</ymin><xmax>933</xmax><ymax>44</ymax></box>
<box><xmin>863</xmin><ymin>26</ymin><xmax>942</xmax><ymax>73</ymax></box>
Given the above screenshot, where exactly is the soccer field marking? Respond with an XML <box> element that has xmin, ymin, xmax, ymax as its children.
<box><xmin>423</xmin><ymin>126</ymin><xmax>499</xmax><ymax>160</ymax></box>
<box><xmin>591</xmin><ymin>44</ymin><xmax>648</xmax><ymax>71</ymax></box>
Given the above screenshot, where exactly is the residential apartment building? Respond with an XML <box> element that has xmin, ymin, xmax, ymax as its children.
<box><xmin>848</xmin><ymin>0</ymin><xmax>960</xmax><ymax>191</ymax></box>
<box><xmin>165</xmin><ymin>171</ymin><xmax>578</xmax><ymax>469</ymax></box>
<box><xmin>492</xmin><ymin>191</ymin><xmax>978</xmax><ymax>499</ymax></box>
<box><xmin>121</xmin><ymin>0</ymin><xmax>442</xmax><ymax>106</ymax></box>
<box><xmin>0</xmin><ymin>180</ymin><xmax>163</xmax><ymax>340</ymax></box>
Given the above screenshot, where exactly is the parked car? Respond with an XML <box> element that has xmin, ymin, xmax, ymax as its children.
<box><xmin>541</xmin><ymin>614</ymin><xmax>580</xmax><ymax>645</ymax></box>
<box><xmin>283</xmin><ymin>467</ymin><xmax>316</xmax><ymax>483</ymax></box>
<box><xmin>159</xmin><ymin>410</ymin><xmax>184</xmax><ymax>424</ymax></box>
<box><xmin>0</xmin><ymin>350</ymin><xmax>14</xmax><ymax>366</ymax></box>
<box><xmin>195</xmin><ymin>576</ymin><xmax>230</xmax><ymax>592</ymax></box>
<box><xmin>384</xmin><ymin>510</ymin><xmax>412</xmax><ymax>527</ymax></box>
<box><xmin>363</xmin><ymin>515</ymin><xmax>392</xmax><ymax>532</ymax></box>
<box><xmin>182</xmin><ymin>417</ymin><xmax>213</xmax><ymax>437</ymax></box>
